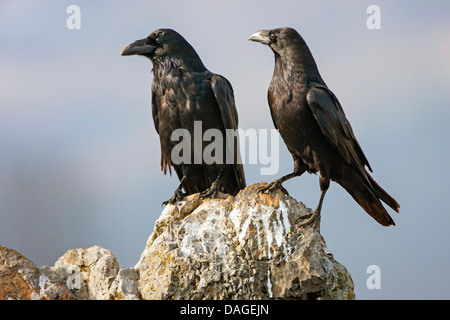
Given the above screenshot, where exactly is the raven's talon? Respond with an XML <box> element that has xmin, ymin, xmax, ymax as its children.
<box><xmin>199</xmin><ymin>183</ymin><xmax>220</xmax><ymax>200</ymax></box>
<box><xmin>199</xmin><ymin>190</ymin><xmax>217</xmax><ymax>199</ymax></box>
<box><xmin>257</xmin><ymin>180</ymin><xmax>289</xmax><ymax>195</ymax></box>
<box><xmin>162</xmin><ymin>190</ymin><xmax>185</xmax><ymax>206</ymax></box>
<box><xmin>299</xmin><ymin>209</ymin><xmax>321</xmax><ymax>230</ymax></box>
<box><xmin>161</xmin><ymin>201</ymin><xmax>172</xmax><ymax>207</ymax></box>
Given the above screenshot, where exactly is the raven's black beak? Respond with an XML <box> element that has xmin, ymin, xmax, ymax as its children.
<box><xmin>121</xmin><ymin>38</ymin><xmax>156</xmax><ymax>56</ymax></box>
<box><xmin>248</xmin><ymin>30</ymin><xmax>271</xmax><ymax>45</ymax></box>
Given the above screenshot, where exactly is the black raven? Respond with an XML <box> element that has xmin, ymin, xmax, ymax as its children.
<box><xmin>249</xmin><ymin>27</ymin><xmax>399</xmax><ymax>227</ymax></box>
<box><xmin>121</xmin><ymin>29</ymin><xmax>246</xmax><ymax>204</ymax></box>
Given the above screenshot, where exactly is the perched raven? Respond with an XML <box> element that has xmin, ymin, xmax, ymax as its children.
<box><xmin>249</xmin><ymin>27</ymin><xmax>399</xmax><ymax>227</ymax></box>
<box><xmin>121</xmin><ymin>29</ymin><xmax>246</xmax><ymax>204</ymax></box>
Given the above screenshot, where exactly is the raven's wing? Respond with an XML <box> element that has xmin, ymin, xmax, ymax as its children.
<box><xmin>306</xmin><ymin>84</ymin><xmax>373</xmax><ymax>177</ymax></box>
<box><xmin>152</xmin><ymin>87</ymin><xmax>175</xmax><ymax>176</ymax></box>
<box><xmin>211</xmin><ymin>75</ymin><xmax>238</xmax><ymax>131</ymax></box>
<box><xmin>210</xmin><ymin>75</ymin><xmax>246</xmax><ymax>191</ymax></box>
<box><xmin>151</xmin><ymin>91</ymin><xmax>159</xmax><ymax>134</ymax></box>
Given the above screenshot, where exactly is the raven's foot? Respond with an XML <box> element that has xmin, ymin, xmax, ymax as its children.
<box><xmin>257</xmin><ymin>179</ymin><xmax>289</xmax><ymax>195</ymax></box>
<box><xmin>299</xmin><ymin>209</ymin><xmax>321</xmax><ymax>230</ymax></box>
<box><xmin>198</xmin><ymin>181</ymin><xmax>221</xmax><ymax>200</ymax></box>
<box><xmin>162</xmin><ymin>188</ymin><xmax>186</xmax><ymax>206</ymax></box>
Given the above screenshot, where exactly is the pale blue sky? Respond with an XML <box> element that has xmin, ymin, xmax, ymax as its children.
<box><xmin>1</xmin><ymin>0</ymin><xmax>449</xmax><ymax>299</ymax></box>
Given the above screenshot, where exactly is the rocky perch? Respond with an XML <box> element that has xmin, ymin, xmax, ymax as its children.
<box><xmin>0</xmin><ymin>183</ymin><xmax>354</xmax><ymax>300</ymax></box>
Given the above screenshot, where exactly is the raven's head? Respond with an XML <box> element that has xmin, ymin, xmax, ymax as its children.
<box><xmin>248</xmin><ymin>27</ymin><xmax>307</xmax><ymax>56</ymax></box>
<box><xmin>121</xmin><ymin>29</ymin><xmax>206</xmax><ymax>71</ymax></box>
<box><xmin>249</xmin><ymin>27</ymin><xmax>320</xmax><ymax>77</ymax></box>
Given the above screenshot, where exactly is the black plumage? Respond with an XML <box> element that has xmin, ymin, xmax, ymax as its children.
<box><xmin>122</xmin><ymin>29</ymin><xmax>246</xmax><ymax>204</ymax></box>
<box><xmin>250</xmin><ymin>27</ymin><xmax>399</xmax><ymax>227</ymax></box>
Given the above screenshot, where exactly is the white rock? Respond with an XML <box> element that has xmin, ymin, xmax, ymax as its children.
<box><xmin>135</xmin><ymin>183</ymin><xmax>355</xmax><ymax>300</ymax></box>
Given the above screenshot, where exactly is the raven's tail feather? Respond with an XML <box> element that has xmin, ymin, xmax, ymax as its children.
<box><xmin>367</xmin><ymin>174</ymin><xmax>400</xmax><ymax>213</ymax></box>
<box><xmin>337</xmin><ymin>170</ymin><xmax>399</xmax><ymax>226</ymax></box>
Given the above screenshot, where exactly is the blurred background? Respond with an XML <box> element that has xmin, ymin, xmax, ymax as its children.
<box><xmin>1</xmin><ymin>0</ymin><xmax>449</xmax><ymax>299</ymax></box>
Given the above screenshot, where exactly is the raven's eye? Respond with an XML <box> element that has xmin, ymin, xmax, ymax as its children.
<box><xmin>155</xmin><ymin>37</ymin><xmax>161</xmax><ymax>44</ymax></box>
<box><xmin>270</xmin><ymin>33</ymin><xmax>276</xmax><ymax>41</ymax></box>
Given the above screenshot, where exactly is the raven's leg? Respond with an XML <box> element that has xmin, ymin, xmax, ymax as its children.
<box><xmin>257</xmin><ymin>161</ymin><xmax>307</xmax><ymax>195</ymax></box>
<box><xmin>300</xmin><ymin>172</ymin><xmax>330</xmax><ymax>230</ymax></box>
<box><xmin>199</xmin><ymin>169</ymin><xmax>224</xmax><ymax>199</ymax></box>
<box><xmin>162</xmin><ymin>166</ymin><xmax>189</xmax><ymax>206</ymax></box>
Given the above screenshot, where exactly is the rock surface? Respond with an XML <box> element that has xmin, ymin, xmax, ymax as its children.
<box><xmin>0</xmin><ymin>245</ymin><xmax>41</xmax><ymax>300</ymax></box>
<box><xmin>0</xmin><ymin>183</ymin><xmax>354</xmax><ymax>300</ymax></box>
